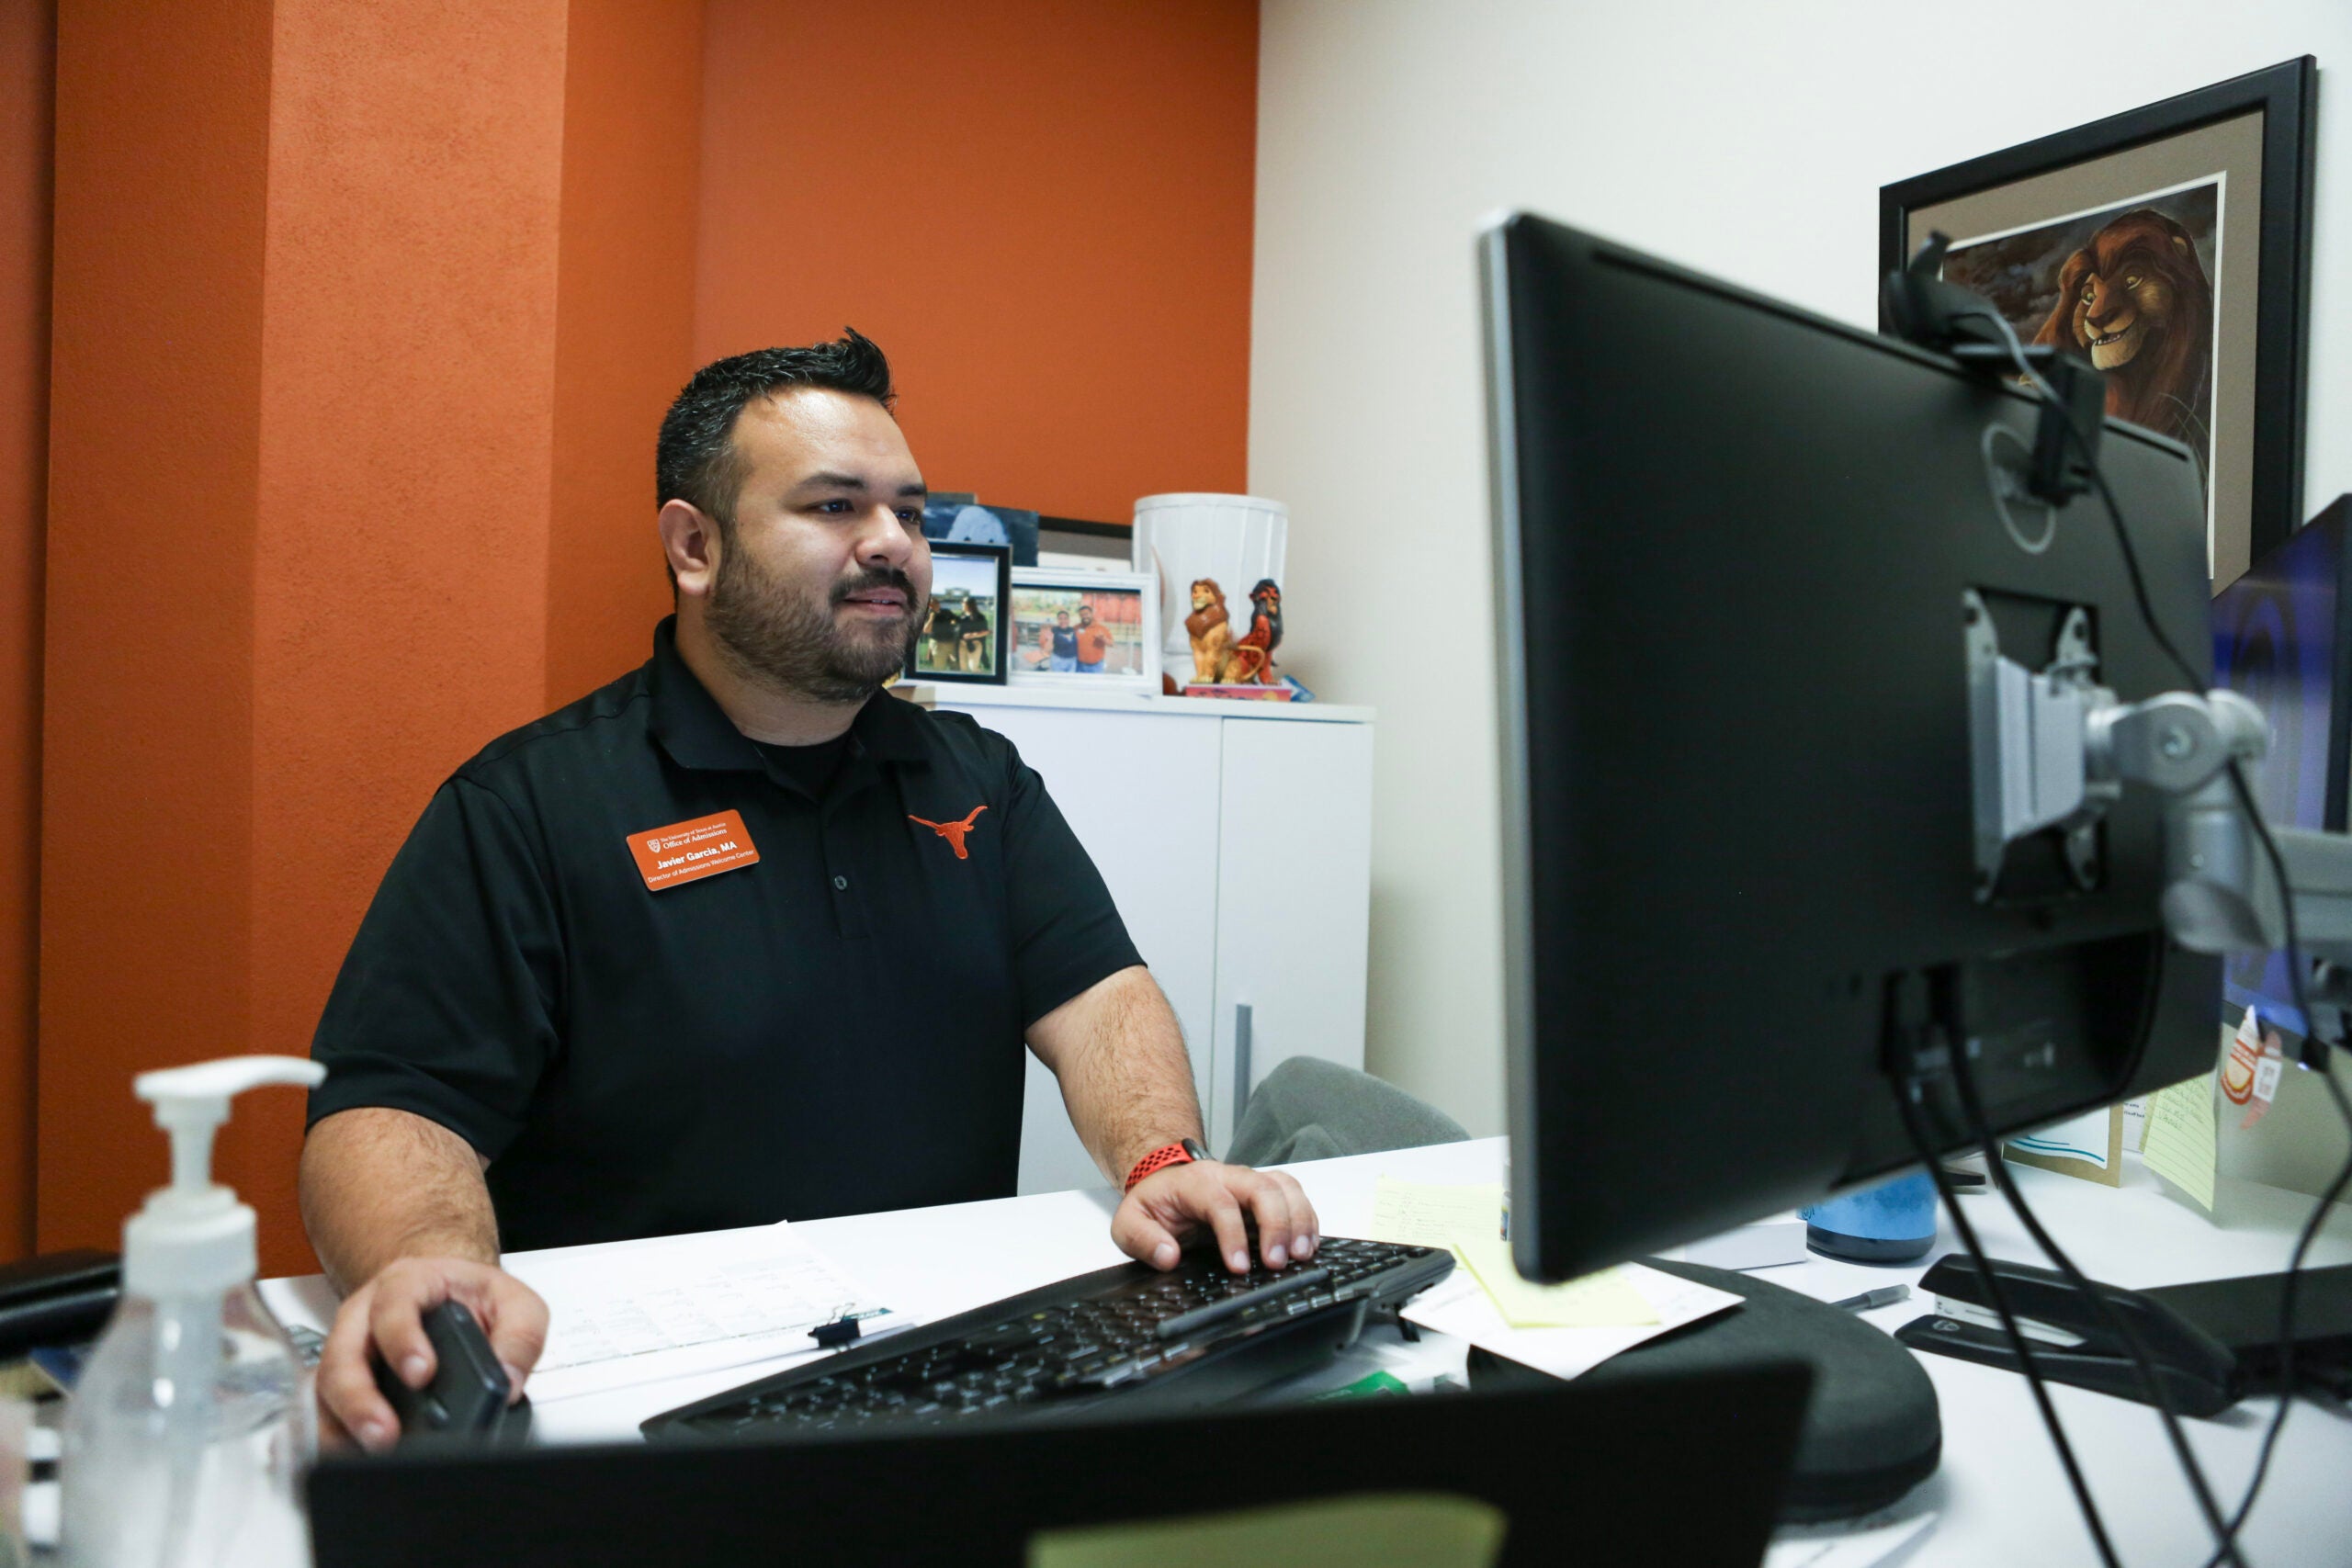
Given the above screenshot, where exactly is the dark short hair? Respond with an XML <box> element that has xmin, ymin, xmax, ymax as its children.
<box><xmin>656</xmin><ymin>329</ymin><xmax>896</xmax><ymax>525</ymax></box>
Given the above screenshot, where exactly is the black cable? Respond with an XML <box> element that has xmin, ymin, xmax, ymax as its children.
<box><xmin>1891</xmin><ymin>1070</ymin><xmax>2123</xmax><ymax>1568</ymax></box>
<box><xmin>1939</xmin><ymin>302</ymin><xmax>2242</xmax><ymax>1562</ymax></box>
<box><xmin>2200</xmin><ymin>1063</ymin><xmax>2352</xmax><ymax>1568</ymax></box>
<box><xmin>1948</xmin><ymin>1040</ymin><xmax>2244</xmax><ymax>1564</ymax></box>
<box><xmin>1952</xmin><ymin>301</ymin><xmax>2352</xmax><ymax>1562</ymax></box>
<box><xmin>1951</xmin><ymin>308</ymin><xmax>2202</xmax><ymax>692</ymax></box>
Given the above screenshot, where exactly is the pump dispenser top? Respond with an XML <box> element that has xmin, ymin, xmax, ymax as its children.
<box><xmin>123</xmin><ymin>1055</ymin><xmax>323</xmax><ymax>1297</ymax></box>
<box><xmin>61</xmin><ymin>1055</ymin><xmax>326</xmax><ymax>1567</ymax></box>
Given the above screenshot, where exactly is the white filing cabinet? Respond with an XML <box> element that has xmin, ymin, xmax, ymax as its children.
<box><xmin>923</xmin><ymin>687</ymin><xmax>1375</xmax><ymax>1192</ymax></box>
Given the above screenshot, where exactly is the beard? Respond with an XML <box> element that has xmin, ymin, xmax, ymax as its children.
<box><xmin>704</xmin><ymin>541</ymin><xmax>920</xmax><ymax>703</ymax></box>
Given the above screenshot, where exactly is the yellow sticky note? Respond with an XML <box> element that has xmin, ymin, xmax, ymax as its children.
<box><xmin>1451</xmin><ymin>1229</ymin><xmax>1658</xmax><ymax>1329</ymax></box>
<box><xmin>2142</xmin><ymin>1072</ymin><xmax>2217</xmax><ymax>1213</ymax></box>
<box><xmin>1028</xmin><ymin>1493</ymin><xmax>1507</xmax><ymax>1568</ymax></box>
<box><xmin>1369</xmin><ymin>1177</ymin><xmax>1505</xmax><ymax>1251</ymax></box>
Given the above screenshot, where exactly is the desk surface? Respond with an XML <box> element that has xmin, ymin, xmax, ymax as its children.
<box><xmin>266</xmin><ymin>1138</ymin><xmax>2352</xmax><ymax>1566</ymax></box>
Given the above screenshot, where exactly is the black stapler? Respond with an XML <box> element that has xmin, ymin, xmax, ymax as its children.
<box><xmin>1895</xmin><ymin>1255</ymin><xmax>2241</xmax><ymax>1417</ymax></box>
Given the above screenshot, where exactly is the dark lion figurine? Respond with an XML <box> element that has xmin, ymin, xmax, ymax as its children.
<box><xmin>2031</xmin><ymin>208</ymin><xmax>2213</xmax><ymax>456</ymax></box>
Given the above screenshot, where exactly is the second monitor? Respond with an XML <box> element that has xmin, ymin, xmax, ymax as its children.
<box><xmin>2211</xmin><ymin>495</ymin><xmax>2352</xmax><ymax>1040</ymax></box>
<box><xmin>1481</xmin><ymin>213</ymin><xmax>2221</xmax><ymax>1283</ymax></box>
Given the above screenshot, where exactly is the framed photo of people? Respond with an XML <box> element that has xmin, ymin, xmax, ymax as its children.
<box><xmin>1879</xmin><ymin>57</ymin><xmax>2315</xmax><ymax>591</ymax></box>
<box><xmin>1006</xmin><ymin>569</ymin><xmax>1161</xmax><ymax>694</ymax></box>
<box><xmin>908</xmin><ymin>541</ymin><xmax>1011</xmax><ymax>685</ymax></box>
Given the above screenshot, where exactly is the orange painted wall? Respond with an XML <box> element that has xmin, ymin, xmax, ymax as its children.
<box><xmin>0</xmin><ymin>0</ymin><xmax>53</xmax><ymax>1260</ymax></box>
<box><xmin>41</xmin><ymin>0</ymin><xmax>707</xmax><ymax>1276</ymax></box>
<box><xmin>239</xmin><ymin>0</ymin><xmax>574</xmax><ymax>1271</ymax></box>
<box><xmin>546</xmin><ymin>0</ymin><xmax>706</xmax><ymax>708</ymax></box>
<box><xmin>695</xmin><ymin>0</ymin><xmax>1259</xmax><ymax>524</ymax></box>
<box><xmin>42</xmin><ymin>0</ymin><xmax>274</xmax><ymax>1253</ymax></box>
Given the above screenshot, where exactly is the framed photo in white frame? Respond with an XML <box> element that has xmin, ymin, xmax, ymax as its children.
<box><xmin>1006</xmin><ymin>569</ymin><xmax>1160</xmax><ymax>693</ymax></box>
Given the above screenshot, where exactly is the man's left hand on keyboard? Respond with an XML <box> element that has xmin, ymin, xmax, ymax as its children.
<box><xmin>1114</xmin><ymin>1160</ymin><xmax>1320</xmax><ymax>1275</ymax></box>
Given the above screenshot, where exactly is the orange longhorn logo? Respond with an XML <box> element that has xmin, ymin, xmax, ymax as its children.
<box><xmin>908</xmin><ymin>805</ymin><xmax>989</xmax><ymax>860</ymax></box>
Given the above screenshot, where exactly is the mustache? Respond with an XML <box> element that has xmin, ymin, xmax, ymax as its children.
<box><xmin>831</xmin><ymin>568</ymin><xmax>918</xmax><ymax>607</ymax></box>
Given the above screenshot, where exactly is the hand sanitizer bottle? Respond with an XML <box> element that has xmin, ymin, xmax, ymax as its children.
<box><xmin>59</xmin><ymin>1055</ymin><xmax>326</xmax><ymax>1568</ymax></box>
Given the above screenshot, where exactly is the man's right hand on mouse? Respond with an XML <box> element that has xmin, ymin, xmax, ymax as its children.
<box><xmin>315</xmin><ymin>1256</ymin><xmax>548</xmax><ymax>1452</ymax></box>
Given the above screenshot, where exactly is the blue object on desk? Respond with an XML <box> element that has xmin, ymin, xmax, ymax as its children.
<box><xmin>1802</xmin><ymin>1171</ymin><xmax>1939</xmax><ymax>1264</ymax></box>
<box><xmin>28</xmin><ymin>1344</ymin><xmax>85</xmax><ymax>1392</ymax></box>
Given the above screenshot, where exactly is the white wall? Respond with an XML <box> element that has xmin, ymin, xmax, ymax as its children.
<box><xmin>1251</xmin><ymin>1</ymin><xmax>2352</xmax><ymax>1188</ymax></box>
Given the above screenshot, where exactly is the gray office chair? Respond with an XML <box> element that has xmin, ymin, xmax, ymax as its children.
<box><xmin>1222</xmin><ymin>1056</ymin><xmax>1468</xmax><ymax>1166</ymax></box>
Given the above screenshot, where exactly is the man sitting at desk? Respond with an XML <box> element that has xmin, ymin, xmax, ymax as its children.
<box><xmin>299</xmin><ymin>331</ymin><xmax>1317</xmax><ymax>1450</ymax></box>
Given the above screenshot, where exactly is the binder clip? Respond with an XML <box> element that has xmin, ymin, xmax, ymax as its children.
<box><xmin>810</xmin><ymin>1303</ymin><xmax>870</xmax><ymax>1350</ymax></box>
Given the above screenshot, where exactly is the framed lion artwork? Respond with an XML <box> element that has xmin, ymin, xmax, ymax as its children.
<box><xmin>1881</xmin><ymin>57</ymin><xmax>2315</xmax><ymax>592</ymax></box>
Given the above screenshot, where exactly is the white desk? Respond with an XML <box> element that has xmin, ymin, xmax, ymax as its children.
<box><xmin>266</xmin><ymin>1138</ymin><xmax>2352</xmax><ymax>1566</ymax></box>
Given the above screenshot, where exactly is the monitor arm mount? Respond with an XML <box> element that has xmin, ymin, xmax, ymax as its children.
<box><xmin>1968</xmin><ymin>590</ymin><xmax>2352</xmax><ymax>1066</ymax></box>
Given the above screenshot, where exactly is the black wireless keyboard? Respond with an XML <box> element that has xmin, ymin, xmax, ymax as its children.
<box><xmin>640</xmin><ymin>1235</ymin><xmax>1453</xmax><ymax>1440</ymax></box>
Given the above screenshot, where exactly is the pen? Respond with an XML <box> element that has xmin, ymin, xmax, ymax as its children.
<box><xmin>1831</xmin><ymin>1284</ymin><xmax>1911</xmax><ymax>1313</ymax></box>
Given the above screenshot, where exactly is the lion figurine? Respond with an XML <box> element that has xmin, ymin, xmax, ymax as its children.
<box><xmin>1185</xmin><ymin>578</ymin><xmax>1236</xmax><ymax>682</ymax></box>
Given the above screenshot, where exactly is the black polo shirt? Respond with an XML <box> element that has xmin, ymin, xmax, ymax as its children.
<box><xmin>307</xmin><ymin>618</ymin><xmax>1141</xmax><ymax>1252</ymax></box>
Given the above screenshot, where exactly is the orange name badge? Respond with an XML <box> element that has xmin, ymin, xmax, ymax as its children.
<box><xmin>628</xmin><ymin>810</ymin><xmax>761</xmax><ymax>892</ymax></box>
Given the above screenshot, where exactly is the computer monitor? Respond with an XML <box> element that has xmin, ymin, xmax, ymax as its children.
<box><xmin>2211</xmin><ymin>496</ymin><xmax>2352</xmax><ymax>1038</ymax></box>
<box><xmin>309</xmin><ymin>1370</ymin><xmax>1810</xmax><ymax>1567</ymax></box>
<box><xmin>1481</xmin><ymin>212</ymin><xmax>2222</xmax><ymax>1284</ymax></box>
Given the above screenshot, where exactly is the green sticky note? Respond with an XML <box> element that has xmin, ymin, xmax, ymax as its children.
<box><xmin>1452</xmin><ymin>1230</ymin><xmax>1658</xmax><ymax>1329</ymax></box>
<box><xmin>2143</xmin><ymin>1072</ymin><xmax>2217</xmax><ymax>1213</ymax></box>
<box><xmin>1369</xmin><ymin>1177</ymin><xmax>1507</xmax><ymax>1250</ymax></box>
<box><xmin>1027</xmin><ymin>1493</ymin><xmax>1507</xmax><ymax>1568</ymax></box>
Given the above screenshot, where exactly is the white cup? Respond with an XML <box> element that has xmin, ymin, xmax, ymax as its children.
<box><xmin>1130</xmin><ymin>494</ymin><xmax>1289</xmax><ymax>662</ymax></box>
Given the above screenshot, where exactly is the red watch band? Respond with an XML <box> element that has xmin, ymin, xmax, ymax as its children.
<box><xmin>1124</xmin><ymin>1140</ymin><xmax>1203</xmax><ymax>1192</ymax></box>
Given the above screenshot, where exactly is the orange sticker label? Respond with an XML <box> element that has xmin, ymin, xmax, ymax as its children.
<box><xmin>628</xmin><ymin>810</ymin><xmax>760</xmax><ymax>892</ymax></box>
